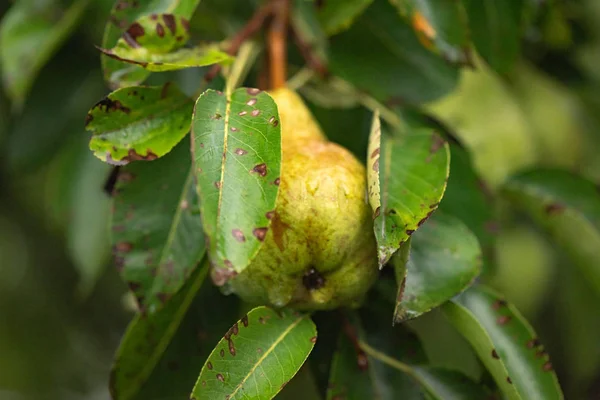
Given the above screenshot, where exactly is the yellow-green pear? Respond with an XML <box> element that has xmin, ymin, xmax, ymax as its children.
<box><xmin>226</xmin><ymin>88</ymin><xmax>378</xmax><ymax>310</ymax></box>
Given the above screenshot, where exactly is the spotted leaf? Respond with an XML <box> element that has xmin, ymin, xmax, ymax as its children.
<box><xmin>86</xmin><ymin>83</ymin><xmax>193</xmax><ymax>165</ymax></box>
<box><xmin>393</xmin><ymin>213</ymin><xmax>481</xmax><ymax>323</ymax></box>
<box><xmin>191</xmin><ymin>307</ymin><xmax>316</xmax><ymax>400</ymax></box>
<box><xmin>442</xmin><ymin>286</ymin><xmax>563</xmax><ymax>400</ymax></box>
<box><xmin>110</xmin><ymin>141</ymin><xmax>205</xmax><ymax>314</ymax></box>
<box><xmin>101</xmin><ymin>0</ymin><xmax>201</xmax><ymax>88</ymax></box>
<box><xmin>191</xmin><ymin>88</ymin><xmax>281</xmax><ymax>277</ymax></box>
<box><xmin>389</xmin><ymin>0</ymin><xmax>471</xmax><ymax>64</ymax></box>
<box><xmin>99</xmin><ymin>13</ymin><xmax>232</xmax><ymax>72</ymax></box>
<box><xmin>367</xmin><ymin>112</ymin><xmax>450</xmax><ymax>266</ymax></box>
<box><xmin>502</xmin><ymin>169</ymin><xmax>600</xmax><ymax>295</ymax></box>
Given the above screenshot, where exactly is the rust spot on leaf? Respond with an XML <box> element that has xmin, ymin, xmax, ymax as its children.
<box><xmin>273</xmin><ymin>177</ymin><xmax>280</xmax><ymax>186</ymax></box>
<box><xmin>230</xmin><ymin>126</ymin><xmax>239</xmax><ymax>132</ymax></box>
<box><xmin>406</xmin><ymin>229</ymin><xmax>415</xmax><ymax>236</ymax></box>
<box><xmin>216</xmin><ymin>373</ymin><xmax>225</xmax><ymax>382</ymax></box>
<box><xmin>156</xmin><ymin>23</ymin><xmax>165</xmax><ymax>37</ymax></box>
<box><xmin>496</xmin><ymin>315</ymin><xmax>511</xmax><ymax>325</ymax></box>
<box><xmin>251</xmin><ymin>163</ymin><xmax>267</xmax><ymax>177</ymax></box>
<box><xmin>357</xmin><ymin>352</ymin><xmax>369</xmax><ymax>371</ymax></box>
<box><xmin>373</xmin><ymin>206</ymin><xmax>381</xmax><ymax>219</ymax></box>
<box><xmin>430</xmin><ymin>133</ymin><xmax>445</xmax><ymax>154</ymax></box>
<box><xmin>234</xmin><ymin>148</ymin><xmax>248</xmax><ymax>156</ymax></box>
<box><xmin>220</xmin><ymin>349</ymin><xmax>225</xmax><ymax>357</ymax></box>
<box><xmin>181</xmin><ymin>18</ymin><xmax>190</xmax><ymax>32</ymax></box>
<box><xmin>85</xmin><ymin>113</ymin><xmax>93</xmax><ymax>126</ymax></box>
<box><xmin>124</xmin><ymin>149</ymin><xmax>158</xmax><ymax>162</ymax></box>
<box><xmin>211</xmin><ymin>265</ymin><xmax>237</xmax><ymax>286</ymax></box>
<box><xmin>115</xmin><ymin>242</ymin><xmax>133</xmax><ymax>253</ymax></box>
<box><xmin>232</xmin><ymin>229</ymin><xmax>246</xmax><ymax>242</ymax></box>
<box><xmin>253</xmin><ymin>227</ymin><xmax>268</xmax><ymax>241</ymax></box>
<box><xmin>526</xmin><ymin>338</ymin><xmax>540</xmax><ymax>349</ymax></box>
<box><xmin>214</xmin><ymin>181</ymin><xmax>222</xmax><ymax>189</ymax></box>
<box><xmin>241</xmin><ymin>315</ymin><xmax>249</xmax><ymax>327</ymax></box>
<box><xmin>492</xmin><ymin>299</ymin><xmax>507</xmax><ymax>310</ymax></box>
<box><xmin>269</xmin><ymin>116</ymin><xmax>279</xmax><ymax>127</ymax></box>
<box><xmin>247</xmin><ymin>88</ymin><xmax>261</xmax><ymax>95</ymax></box>
<box><xmin>266</xmin><ymin>211</ymin><xmax>275</xmax><ymax>220</ymax></box>
<box><xmin>247</xmin><ymin>98</ymin><xmax>257</xmax><ymax>106</ymax></box>
<box><xmin>310</xmin><ymin>336</ymin><xmax>317</xmax><ymax>344</ymax></box>
<box><xmin>123</xmin><ymin>22</ymin><xmax>145</xmax><ymax>48</ymax></box>
<box><xmin>372</xmin><ymin>159</ymin><xmax>379</xmax><ymax>172</ymax></box>
<box><xmin>207</xmin><ymin>362</ymin><xmax>213</xmax><ymax>370</ymax></box>
<box><xmin>94</xmin><ymin>98</ymin><xmax>131</xmax><ymax>114</ymax></box>
<box><xmin>370</xmin><ymin>148</ymin><xmax>380</xmax><ymax>159</ymax></box>
<box><xmin>542</xmin><ymin>361</ymin><xmax>553</xmax><ymax>371</ymax></box>
<box><xmin>251</xmin><ymin>109</ymin><xmax>261</xmax><ymax>116</ymax></box>
<box><xmin>492</xmin><ymin>349</ymin><xmax>499</xmax><ymax>359</ymax></box>
<box><xmin>163</xmin><ymin>14</ymin><xmax>177</xmax><ymax>35</ymax></box>
<box><xmin>506</xmin><ymin>376</ymin><xmax>512</xmax><ymax>384</ymax></box>
<box><xmin>545</xmin><ymin>203</ymin><xmax>565</xmax><ymax>215</ymax></box>
<box><xmin>238</xmin><ymin>111</ymin><xmax>247</xmax><ymax>116</ymax></box>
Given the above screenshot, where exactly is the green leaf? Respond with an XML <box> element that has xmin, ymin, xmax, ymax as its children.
<box><xmin>111</xmin><ymin>140</ymin><xmax>205</xmax><ymax>314</ymax></box>
<box><xmin>502</xmin><ymin>169</ymin><xmax>600</xmax><ymax>294</ymax></box>
<box><xmin>101</xmin><ymin>0</ymin><xmax>201</xmax><ymax>88</ymax></box>
<box><xmin>442</xmin><ymin>285</ymin><xmax>564</xmax><ymax>400</ymax></box>
<box><xmin>111</xmin><ymin>262</ymin><xmax>240</xmax><ymax>400</ymax></box>
<box><xmin>462</xmin><ymin>0</ymin><xmax>523</xmax><ymax>74</ymax></box>
<box><xmin>328</xmin><ymin>0</ymin><xmax>459</xmax><ymax>104</ymax></box>
<box><xmin>388</xmin><ymin>0</ymin><xmax>471</xmax><ymax>64</ymax></box>
<box><xmin>368</xmin><ymin>113</ymin><xmax>450</xmax><ymax>265</ymax></box>
<box><xmin>191</xmin><ymin>307</ymin><xmax>316</xmax><ymax>400</ymax></box>
<box><xmin>0</xmin><ymin>0</ymin><xmax>90</xmax><ymax>108</ymax></box>
<box><xmin>191</xmin><ymin>88</ymin><xmax>282</xmax><ymax>276</ymax></box>
<box><xmin>394</xmin><ymin>213</ymin><xmax>482</xmax><ymax>322</ymax></box>
<box><xmin>99</xmin><ymin>13</ymin><xmax>232</xmax><ymax>72</ymax></box>
<box><xmin>86</xmin><ymin>83</ymin><xmax>193</xmax><ymax>165</ymax></box>
<box><xmin>315</xmin><ymin>0</ymin><xmax>373</xmax><ymax>36</ymax></box>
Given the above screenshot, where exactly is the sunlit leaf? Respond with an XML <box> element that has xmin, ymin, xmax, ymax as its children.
<box><xmin>367</xmin><ymin>113</ymin><xmax>450</xmax><ymax>265</ymax></box>
<box><xmin>101</xmin><ymin>0</ymin><xmax>201</xmax><ymax>88</ymax></box>
<box><xmin>99</xmin><ymin>13</ymin><xmax>232</xmax><ymax>72</ymax></box>
<box><xmin>191</xmin><ymin>88</ymin><xmax>281</xmax><ymax>277</ymax></box>
<box><xmin>442</xmin><ymin>285</ymin><xmax>563</xmax><ymax>400</ymax></box>
<box><xmin>389</xmin><ymin>0</ymin><xmax>471</xmax><ymax>64</ymax></box>
<box><xmin>191</xmin><ymin>307</ymin><xmax>316</xmax><ymax>400</ymax></box>
<box><xmin>328</xmin><ymin>0</ymin><xmax>459</xmax><ymax>104</ymax></box>
<box><xmin>110</xmin><ymin>140</ymin><xmax>205</xmax><ymax>313</ymax></box>
<box><xmin>394</xmin><ymin>213</ymin><xmax>481</xmax><ymax>322</ymax></box>
<box><xmin>0</xmin><ymin>0</ymin><xmax>90</xmax><ymax>108</ymax></box>
<box><xmin>86</xmin><ymin>83</ymin><xmax>193</xmax><ymax>165</ymax></box>
<box><xmin>315</xmin><ymin>0</ymin><xmax>373</xmax><ymax>36</ymax></box>
<box><xmin>502</xmin><ymin>169</ymin><xmax>600</xmax><ymax>295</ymax></box>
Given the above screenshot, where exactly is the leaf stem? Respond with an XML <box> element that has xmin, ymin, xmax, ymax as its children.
<box><xmin>358</xmin><ymin>340</ymin><xmax>414</xmax><ymax>376</ymax></box>
<box><xmin>268</xmin><ymin>0</ymin><xmax>290</xmax><ymax>89</ymax></box>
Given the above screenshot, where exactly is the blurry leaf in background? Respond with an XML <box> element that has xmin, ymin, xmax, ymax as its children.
<box><xmin>111</xmin><ymin>140</ymin><xmax>205</xmax><ymax>314</ymax></box>
<box><xmin>0</xmin><ymin>0</ymin><xmax>90</xmax><ymax>109</ymax></box>
<box><xmin>99</xmin><ymin>13</ymin><xmax>232</xmax><ymax>72</ymax></box>
<box><xmin>101</xmin><ymin>0</ymin><xmax>201</xmax><ymax>88</ymax></box>
<box><xmin>67</xmin><ymin>151</ymin><xmax>112</xmax><ymax>297</ymax></box>
<box><xmin>86</xmin><ymin>83</ymin><xmax>194</xmax><ymax>165</ymax></box>
<box><xmin>328</xmin><ymin>0</ymin><xmax>459</xmax><ymax>105</ymax></box>
<box><xmin>192</xmin><ymin>307</ymin><xmax>316</xmax><ymax>400</ymax></box>
<box><xmin>502</xmin><ymin>169</ymin><xmax>600</xmax><ymax>295</ymax></box>
<box><xmin>277</xmin><ymin>365</ymin><xmax>322</xmax><ymax>400</ymax></box>
<box><xmin>389</xmin><ymin>0</ymin><xmax>471</xmax><ymax>65</ymax></box>
<box><xmin>443</xmin><ymin>285</ymin><xmax>563</xmax><ymax>400</ymax></box>
<box><xmin>315</xmin><ymin>0</ymin><xmax>373</xmax><ymax>36</ymax></box>
<box><xmin>428</xmin><ymin>60</ymin><xmax>536</xmax><ymax>187</ymax></box>
<box><xmin>191</xmin><ymin>88</ymin><xmax>281</xmax><ymax>276</ymax></box>
<box><xmin>394</xmin><ymin>213</ymin><xmax>481</xmax><ymax>323</ymax></box>
<box><xmin>462</xmin><ymin>0</ymin><xmax>523</xmax><ymax>74</ymax></box>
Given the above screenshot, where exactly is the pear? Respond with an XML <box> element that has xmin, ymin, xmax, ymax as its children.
<box><xmin>225</xmin><ymin>88</ymin><xmax>378</xmax><ymax>310</ymax></box>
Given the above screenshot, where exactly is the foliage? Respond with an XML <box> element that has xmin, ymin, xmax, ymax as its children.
<box><xmin>2</xmin><ymin>0</ymin><xmax>600</xmax><ymax>399</ymax></box>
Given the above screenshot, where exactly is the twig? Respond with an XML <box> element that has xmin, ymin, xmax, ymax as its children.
<box><xmin>203</xmin><ymin>2</ymin><xmax>275</xmax><ymax>84</ymax></box>
<box><xmin>268</xmin><ymin>0</ymin><xmax>290</xmax><ymax>89</ymax></box>
<box><xmin>358</xmin><ymin>340</ymin><xmax>414</xmax><ymax>376</ymax></box>
<box><xmin>289</xmin><ymin>23</ymin><xmax>328</xmax><ymax>78</ymax></box>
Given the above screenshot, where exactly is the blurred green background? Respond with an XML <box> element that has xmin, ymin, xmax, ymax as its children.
<box><xmin>2</xmin><ymin>0</ymin><xmax>600</xmax><ymax>399</ymax></box>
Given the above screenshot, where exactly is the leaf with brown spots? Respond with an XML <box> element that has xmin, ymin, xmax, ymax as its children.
<box><xmin>101</xmin><ymin>0</ymin><xmax>202</xmax><ymax>87</ymax></box>
<box><xmin>192</xmin><ymin>87</ymin><xmax>281</xmax><ymax>277</ymax></box>
<box><xmin>503</xmin><ymin>169</ymin><xmax>600</xmax><ymax>295</ymax></box>
<box><xmin>110</xmin><ymin>142</ymin><xmax>205</xmax><ymax>314</ymax></box>
<box><xmin>111</xmin><ymin>264</ymin><xmax>240</xmax><ymax>400</ymax></box>
<box><xmin>98</xmin><ymin>13</ymin><xmax>232</xmax><ymax>72</ymax></box>
<box><xmin>192</xmin><ymin>307</ymin><xmax>316</xmax><ymax>400</ymax></box>
<box><xmin>393</xmin><ymin>213</ymin><xmax>481</xmax><ymax>323</ymax></box>
<box><xmin>388</xmin><ymin>0</ymin><xmax>471</xmax><ymax>65</ymax></box>
<box><xmin>442</xmin><ymin>285</ymin><xmax>563</xmax><ymax>400</ymax></box>
<box><xmin>367</xmin><ymin>112</ymin><xmax>450</xmax><ymax>266</ymax></box>
<box><xmin>87</xmin><ymin>83</ymin><xmax>193</xmax><ymax>165</ymax></box>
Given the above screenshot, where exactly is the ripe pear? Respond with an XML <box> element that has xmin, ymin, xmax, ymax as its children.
<box><xmin>225</xmin><ymin>88</ymin><xmax>378</xmax><ymax>310</ymax></box>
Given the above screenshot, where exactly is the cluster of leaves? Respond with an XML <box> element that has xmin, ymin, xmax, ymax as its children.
<box><xmin>3</xmin><ymin>0</ymin><xmax>600</xmax><ymax>399</ymax></box>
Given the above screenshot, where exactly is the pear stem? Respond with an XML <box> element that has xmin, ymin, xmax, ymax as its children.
<box><xmin>268</xmin><ymin>0</ymin><xmax>290</xmax><ymax>89</ymax></box>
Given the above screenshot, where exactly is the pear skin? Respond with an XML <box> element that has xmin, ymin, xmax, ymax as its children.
<box><xmin>226</xmin><ymin>88</ymin><xmax>378</xmax><ymax>310</ymax></box>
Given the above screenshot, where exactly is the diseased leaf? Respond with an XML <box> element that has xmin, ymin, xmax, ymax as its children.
<box><xmin>191</xmin><ymin>88</ymin><xmax>281</xmax><ymax>277</ymax></box>
<box><xmin>86</xmin><ymin>83</ymin><xmax>193</xmax><ymax>165</ymax></box>
<box><xmin>191</xmin><ymin>307</ymin><xmax>316</xmax><ymax>400</ymax></box>
<box><xmin>315</xmin><ymin>0</ymin><xmax>374</xmax><ymax>36</ymax></box>
<box><xmin>99</xmin><ymin>13</ymin><xmax>232</xmax><ymax>72</ymax></box>
<box><xmin>101</xmin><ymin>0</ymin><xmax>201</xmax><ymax>88</ymax></box>
<box><xmin>442</xmin><ymin>285</ymin><xmax>563</xmax><ymax>400</ymax></box>
<box><xmin>111</xmin><ymin>262</ymin><xmax>239</xmax><ymax>400</ymax></box>
<box><xmin>502</xmin><ymin>169</ymin><xmax>600</xmax><ymax>295</ymax></box>
<box><xmin>110</xmin><ymin>140</ymin><xmax>205</xmax><ymax>314</ymax></box>
<box><xmin>329</xmin><ymin>0</ymin><xmax>459</xmax><ymax>104</ymax></box>
<box><xmin>368</xmin><ymin>113</ymin><xmax>450</xmax><ymax>265</ymax></box>
<box><xmin>389</xmin><ymin>0</ymin><xmax>471</xmax><ymax>64</ymax></box>
<box><xmin>394</xmin><ymin>213</ymin><xmax>481</xmax><ymax>322</ymax></box>
<box><xmin>462</xmin><ymin>0</ymin><xmax>523</xmax><ymax>74</ymax></box>
<box><xmin>0</xmin><ymin>0</ymin><xmax>90</xmax><ymax>108</ymax></box>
